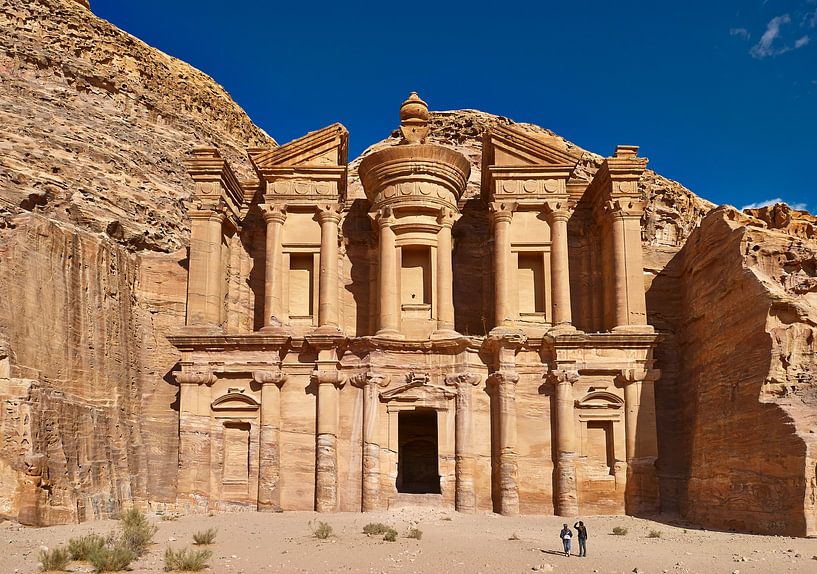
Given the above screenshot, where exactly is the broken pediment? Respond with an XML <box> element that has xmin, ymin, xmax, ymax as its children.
<box><xmin>484</xmin><ymin>124</ymin><xmax>579</xmax><ymax>170</ymax></box>
<box><xmin>249</xmin><ymin>123</ymin><xmax>348</xmax><ymax>173</ymax></box>
<box><xmin>380</xmin><ymin>379</ymin><xmax>456</xmax><ymax>406</ymax></box>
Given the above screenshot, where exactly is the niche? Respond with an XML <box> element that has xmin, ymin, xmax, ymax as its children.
<box><xmin>222</xmin><ymin>421</ymin><xmax>251</xmax><ymax>485</ymax></box>
<box><xmin>288</xmin><ymin>253</ymin><xmax>314</xmax><ymax>319</ymax></box>
<box><xmin>401</xmin><ymin>246</ymin><xmax>431</xmax><ymax>308</ymax></box>
<box><xmin>518</xmin><ymin>252</ymin><xmax>545</xmax><ymax>316</ymax></box>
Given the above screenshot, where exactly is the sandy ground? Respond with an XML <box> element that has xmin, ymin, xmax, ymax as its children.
<box><xmin>2</xmin><ymin>510</ymin><xmax>816</xmax><ymax>574</ymax></box>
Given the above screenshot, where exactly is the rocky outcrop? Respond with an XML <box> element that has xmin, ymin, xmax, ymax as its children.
<box><xmin>652</xmin><ymin>206</ymin><xmax>817</xmax><ymax>535</ymax></box>
<box><xmin>0</xmin><ymin>0</ymin><xmax>269</xmax><ymax>524</ymax></box>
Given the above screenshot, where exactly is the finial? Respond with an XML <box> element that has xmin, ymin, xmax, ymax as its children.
<box><xmin>399</xmin><ymin>92</ymin><xmax>429</xmax><ymax>144</ymax></box>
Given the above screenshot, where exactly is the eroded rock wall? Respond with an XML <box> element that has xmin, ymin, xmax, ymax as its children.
<box><xmin>654</xmin><ymin>207</ymin><xmax>817</xmax><ymax>536</ymax></box>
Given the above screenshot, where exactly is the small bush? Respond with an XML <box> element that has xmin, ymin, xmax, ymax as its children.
<box><xmin>611</xmin><ymin>526</ymin><xmax>628</xmax><ymax>536</ymax></box>
<box><xmin>88</xmin><ymin>544</ymin><xmax>136</xmax><ymax>572</ymax></box>
<box><xmin>68</xmin><ymin>533</ymin><xmax>106</xmax><ymax>561</ymax></box>
<box><xmin>39</xmin><ymin>547</ymin><xmax>70</xmax><ymax>572</ymax></box>
<box><xmin>313</xmin><ymin>521</ymin><xmax>333</xmax><ymax>540</ymax></box>
<box><xmin>164</xmin><ymin>546</ymin><xmax>213</xmax><ymax>572</ymax></box>
<box><xmin>118</xmin><ymin>508</ymin><xmax>157</xmax><ymax>556</ymax></box>
<box><xmin>383</xmin><ymin>528</ymin><xmax>397</xmax><ymax>542</ymax></box>
<box><xmin>160</xmin><ymin>513</ymin><xmax>179</xmax><ymax>522</ymax></box>
<box><xmin>363</xmin><ymin>522</ymin><xmax>391</xmax><ymax>535</ymax></box>
<box><xmin>192</xmin><ymin>528</ymin><xmax>217</xmax><ymax>545</ymax></box>
<box><xmin>407</xmin><ymin>527</ymin><xmax>423</xmax><ymax>540</ymax></box>
<box><xmin>648</xmin><ymin>529</ymin><xmax>662</xmax><ymax>538</ymax></box>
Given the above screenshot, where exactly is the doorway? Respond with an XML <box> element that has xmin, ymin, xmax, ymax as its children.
<box><xmin>396</xmin><ymin>409</ymin><xmax>440</xmax><ymax>494</ymax></box>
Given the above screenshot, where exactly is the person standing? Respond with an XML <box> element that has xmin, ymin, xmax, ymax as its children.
<box><xmin>559</xmin><ymin>523</ymin><xmax>572</xmax><ymax>556</ymax></box>
<box><xmin>573</xmin><ymin>520</ymin><xmax>588</xmax><ymax>557</ymax></box>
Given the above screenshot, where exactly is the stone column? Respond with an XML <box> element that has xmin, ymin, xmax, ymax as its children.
<box><xmin>619</xmin><ymin>368</ymin><xmax>660</xmax><ymax>514</ymax></box>
<box><xmin>608</xmin><ymin>199</ymin><xmax>650</xmax><ymax>331</ymax></box>
<box><xmin>260</xmin><ymin>203</ymin><xmax>287</xmax><ymax>331</ymax></box>
<box><xmin>549</xmin><ymin>369</ymin><xmax>579</xmax><ymax>516</ymax></box>
<box><xmin>175</xmin><ymin>371</ymin><xmax>217</xmax><ymax>503</ymax></box>
<box><xmin>314</xmin><ymin>355</ymin><xmax>343</xmax><ymax>512</ymax></box>
<box><xmin>253</xmin><ymin>369</ymin><xmax>286</xmax><ymax>511</ymax></box>
<box><xmin>317</xmin><ymin>204</ymin><xmax>343</xmax><ymax>333</ymax></box>
<box><xmin>376</xmin><ymin>208</ymin><xmax>401</xmax><ymax>337</ymax></box>
<box><xmin>489</xmin><ymin>370</ymin><xmax>520</xmax><ymax>515</ymax></box>
<box><xmin>351</xmin><ymin>372</ymin><xmax>390</xmax><ymax>511</ymax></box>
<box><xmin>434</xmin><ymin>207</ymin><xmax>458</xmax><ymax>337</ymax></box>
<box><xmin>186</xmin><ymin>209</ymin><xmax>225</xmax><ymax>327</ymax></box>
<box><xmin>445</xmin><ymin>372</ymin><xmax>482</xmax><ymax>513</ymax></box>
<box><xmin>490</xmin><ymin>202</ymin><xmax>515</xmax><ymax>328</ymax></box>
<box><xmin>544</xmin><ymin>201</ymin><xmax>573</xmax><ymax>329</ymax></box>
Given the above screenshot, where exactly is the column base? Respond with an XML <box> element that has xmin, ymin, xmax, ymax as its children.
<box><xmin>548</xmin><ymin>323</ymin><xmax>578</xmax><ymax>336</ymax></box>
<box><xmin>260</xmin><ymin>325</ymin><xmax>288</xmax><ymax>335</ymax></box>
<box><xmin>430</xmin><ymin>328</ymin><xmax>460</xmax><ymax>340</ymax></box>
<box><xmin>314</xmin><ymin>324</ymin><xmax>343</xmax><ymax>336</ymax></box>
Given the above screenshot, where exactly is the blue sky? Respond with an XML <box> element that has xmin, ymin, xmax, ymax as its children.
<box><xmin>90</xmin><ymin>0</ymin><xmax>816</xmax><ymax>211</ymax></box>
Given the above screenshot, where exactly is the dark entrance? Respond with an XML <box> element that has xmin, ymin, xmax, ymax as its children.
<box><xmin>396</xmin><ymin>409</ymin><xmax>440</xmax><ymax>494</ymax></box>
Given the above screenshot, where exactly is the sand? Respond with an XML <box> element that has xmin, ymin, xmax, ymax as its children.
<box><xmin>3</xmin><ymin>510</ymin><xmax>817</xmax><ymax>573</ymax></box>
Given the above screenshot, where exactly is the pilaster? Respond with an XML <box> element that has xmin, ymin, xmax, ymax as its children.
<box><xmin>444</xmin><ymin>372</ymin><xmax>482</xmax><ymax>513</ymax></box>
<box><xmin>350</xmin><ymin>371</ymin><xmax>391</xmax><ymax>511</ymax></box>
<box><xmin>547</xmin><ymin>368</ymin><xmax>580</xmax><ymax>516</ymax></box>
<box><xmin>253</xmin><ymin>369</ymin><xmax>287</xmax><ymax>511</ymax></box>
<box><xmin>259</xmin><ymin>203</ymin><xmax>287</xmax><ymax>332</ymax></box>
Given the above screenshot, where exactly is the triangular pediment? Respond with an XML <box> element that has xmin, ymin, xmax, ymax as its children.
<box><xmin>485</xmin><ymin>124</ymin><xmax>578</xmax><ymax>169</ymax></box>
<box><xmin>249</xmin><ymin>123</ymin><xmax>348</xmax><ymax>172</ymax></box>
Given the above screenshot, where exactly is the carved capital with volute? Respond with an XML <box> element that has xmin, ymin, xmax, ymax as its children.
<box><xmin>349</xmin><ymin>372</ymin><xmax>391</xmax><ymax>389</ymax></box>
<box><xmin>259</xmin><ymin>202</ymin><xmax>287</xmax><ymax>224</ymax></box>
<box><xmin>175</xmin><ymin>371</ymin><xmax>217</xmax><ymax>385</ymax></box>
<box><xmin>317</xmin><ymin>203</ymin><xmax>343</xmax><ymax>225</ymax></box>
<box><xmin>487</xmin><ymin>370</ymin><xmax>520</xmax><ymax>387</ymax></box>
<box><xmin>606</xmin><ymin>198</ymin><xmax>645</xmax><ymax>219</ymax></box>
<box><xmin>489</xmin><ymin>201</ymin><xmax>516</xmax><ymax>225</ymax></box>
<box><xmin>437</xmin><ymin>207</ymin><xmax>459</xmax><ymax>228</ymax></box>
<box><xmin>543</xmin><ymin>200</ymin><xmax>574</xmax><ymax>223</ymax></box>
<box><xmin>444</xmin><ymin>372</ymin><xmax>482</xmax><ymax>388</ymax></box>
<box><xmin>252</xmin><ymin>369</ymin><xmax>287</xmax><ymax>387</ymax></box>
<box><xmin>616</xmin><ymin>368</ymin><xmax>661</xmax><ymax>385</ymax></box>
<box><xmin>545</xmin><ymin>369</ymin><xmax>580</xmax><ymax>386</ymax></box>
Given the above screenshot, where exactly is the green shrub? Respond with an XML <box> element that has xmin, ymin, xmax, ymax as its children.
<box><xmin>68</xmin><ymin>533</ymin><xmax>106</xmax><ymax>561</ymax></box>
<box><xmin>362</xmin><ymin>522</ymin><xmax>390</xmax><ymax>535</ymax></box>
<box><xmin>611</xmin><ymin>526</ymin><xmax>628</xmax><ymax>536</ymax></box>
<box><xmin>164</xmin><ymin>546</ymin><xmax>213</xmax><ymax>572</ymax></box>
<box><xmin>87</xmin><ymin>544</ymin><xmax>136</xmax><ymax>572</ymax></box>
<box><xmin>118</xmin><ymin>508</ymin><xmax>157</xmax><ymax>556</ymax></box>
<box><xmin>648</xmin><ymin>529</ymin><xmax>662</xmax><ymax>538</ymax></box>
<box><xmin>383</xmin><ymin>528</ymin><xmax>397</xmax><ymax>542</ymax></box>
<box><xmin>313</xmin><ymin>521</ymin><xmax>333</xmax><ymax>540</ymax></box>
<box><xmin>192</xmin><ymin>528</ymin><xmax>217</xmax><ymax>545</ymax></box>
<box><xmin>39</xmin><ymin>547</ymin><xmax>70</xmax><ymax>572</ymax></box>
<box><xmin>407</xmin><ymin>527</ymin><xmax>423</xmax><ymax>540</ymax></box>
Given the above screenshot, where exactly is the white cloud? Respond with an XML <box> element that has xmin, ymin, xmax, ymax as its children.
<box><xmin>751</xmin><ymin>14</ymin><xmax>792</xmax><ymax>58</ymax></box>
<box><xmin>795</xmin><ymin>35</ymin><xmax>811</xmax><ymax>48</ymax></box>
<box><xmin>730</xmin><ymin>27</ymin><xmax>751</xmax><ymax>40</ymax></box>
<box><xmin>741</xmin><ymin>198</ymin><xmax>808</xmax><ymax>211</ymax></box>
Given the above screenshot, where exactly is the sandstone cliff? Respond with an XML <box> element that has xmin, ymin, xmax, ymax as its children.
<box><xmin>0</xmin><ymin>0</ymin><xmax>271</xmax><ymax>523</ymax></box>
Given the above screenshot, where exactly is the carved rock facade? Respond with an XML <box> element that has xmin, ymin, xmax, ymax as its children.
<box><xmin>169</xmin><ymin>94</ymin><xmax>662</xmax><ymax>517</ymax></box>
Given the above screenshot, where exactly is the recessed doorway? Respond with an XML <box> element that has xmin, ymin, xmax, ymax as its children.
<box><xmin>396</xmin><ymin>409</ymin><xmax>440</xmax><ymax>494</ymax></box>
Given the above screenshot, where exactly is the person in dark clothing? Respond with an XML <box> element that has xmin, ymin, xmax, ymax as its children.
<box><xmin>559</xmin><ymin>523</ymin><xmax>572</xmax><ymax>556</ymax></box>
<box><xmin>573</xmin><ymin>520</ymin><xmax>588</xmax><ymax>557</ymax></box>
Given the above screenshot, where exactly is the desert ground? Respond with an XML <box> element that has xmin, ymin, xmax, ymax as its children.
<box><xmin>2</xmin><ymin>509</ymin><xmax>816</xmax><ymax>574</ymax></box>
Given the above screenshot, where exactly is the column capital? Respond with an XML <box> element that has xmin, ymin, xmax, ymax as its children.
<box><xmin>252</xmin><ymin>369</ymin><xmax>286</xmax><ymax>386</ymax></box>
<box><xmin>175</xmin><ymin>371</ymin><xmax>217</xmax><ymax>385</ymax></box>
<box><xmin>349</xmin><ymin>371</ymin><xmax>391</xmax><ymax>388</ymax></box>
<box><xmin>444</xmin><ymin>372</ymin><xmax>482</xmax><ymax>387</ymax></box>
<box><xmin>487</xmin><ymin>370</ymin><xmax>519</xmax><ymax>386</ymax></box>
<box><xmin>489</xmin><ymin>201</ymin><xmax>516</xmax><ymax>224</ymax></box>
<box><xmin>617</xmin><ymin>368</ymin><xmax>661</xmax><ymax>385</ymax></box>
<box><xmin>543</xmin><ymin>200</ymin><xmax>574</xmax><ymax>222</ymax></box>
<box><xmin>545</xmin><ymin>369</ymin><xmax>580</xmax><ymax>386</ymax></box>
<box><xmin>313</xmin><ymin>368</ymin><xmax>345</xmax><ymax>387</ymax></box>
<box><xmin>606</xmin><ymin>198</ymin><xmax>645</xmax><ymax>219</ymax></box>
<box><xmin>317</xmin><ymin>203</ymin><xmax>343</xmax><ymax>225</ymax></box>
<box><xmin>437</xmin><ymin>206</ymin><xmax>459</xmax><ymax>228</ymax></box>
<box><xmin>260</xmin><ymin>202</ymin><xmax>287</xmax><ymax>224</ymax></box>
<box><xmin>374</xmin><ymin>206</ymin><xmax>396</xmax><ymax>229</ymax></box>
<box><xmin>189</xmin><ymin>202</ymin><xmax>228</xmax><ymax>223</ymax></box>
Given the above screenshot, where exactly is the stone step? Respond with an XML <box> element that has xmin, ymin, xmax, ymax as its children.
<box><xmin>387</xmin><ymin>493</ymin><xmax>445</xmax><ymax>509</ymax></box>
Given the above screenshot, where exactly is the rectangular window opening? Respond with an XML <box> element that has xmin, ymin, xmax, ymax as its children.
<box><xmin>518</xmin><ymin>252</ymin><xmax>545</xmax><ymax>314</ymax></box>
<box><xmin>401</xmin><ymin>246</ymin><xmax>431</xmax><ymax>307</ymax></box>
<box><xmin>289</xmin><ymin>253</ymin><xmax>314</xmax><ymax>318</ymax></box>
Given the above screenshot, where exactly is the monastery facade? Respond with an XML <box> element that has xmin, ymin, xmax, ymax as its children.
<box><xmin>169</xmin><ymin>94</ymin><xmax>662</xmax><ymax>516</ymax></box>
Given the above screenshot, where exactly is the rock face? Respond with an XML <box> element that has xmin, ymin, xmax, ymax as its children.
<box><xmin>0</xmin><ymin>0</ymin><xmax>814</xmax><ymax>537</ymax></box>
<box><xmin>651</xmin><ymin>206</ymin><xmax>817</xmax><ymax>535</ymax></box>
<box><xmin>0</xmin><ymin>0</ymin><xmax>270</xmax><ymax>523</ymax></box>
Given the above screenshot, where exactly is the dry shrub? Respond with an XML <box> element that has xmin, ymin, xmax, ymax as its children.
<box><xmin>164</xmin><ymin>546</ymin><xmax>213</xmax><ymax>572</ymax></box>
<box><xmin>383</xmin><ymin>528</ymin><xmax>397</xmax><ymax>542</ymax></box>
<box><xmin>363</xmin><ymin>523</ymin><xmax>390</xmax><ymax>535</ymax></box>
<box><xmin>612</xmin><ymin>526</ymin><xmax>628</xmax><ymax>536</ymax></box>
<box><xmin>407</xmin><ymin>527</ymin><xmax>423</xmax><ymax>540</ymax></box>
<box><xmin>192</xmin><ymin>528</ymin><xmax>217</xmax><ymax>545</ymax></box>
<box><xmin>39</xmin><ymin>547</ymin><xmax>70</xmax><ymax>572</ymax></box>
<box><xmin>68</xmin><ymin>534</ymin><xmax>106</xmax><ymax>561</ymax></box>
<box><xmin>313</xmin><ymin>521</ymin><xmax>333</xmax><ymax>540</ymax></box>
<box><xmin>87</xmin><ymin>544</ymin><xmax>136</xmax><ymax>572</ymax></box>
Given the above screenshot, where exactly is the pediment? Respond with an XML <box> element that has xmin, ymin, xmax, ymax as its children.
<box><xmin>211</xmin><ymin>391</ymin><xmax>260</xmax><ymax>412</ymax></box>
<box><xmin>249</xmin><ymin>123</ymin><xmax>348</xmax><ymax>173</ymax></box>
<box><xmin>380</xmin><ymin>380</ymin><xmax>456</xmax><ymax>404</ymax></box>
<box><xmin>575</xmin><ymin>390</ymin><xmax>624</xmax><ymax>409</ymax></box>
<box><xmin>485</xmin><ymin>124</ymin><xmax>579</xmax><ymax>169</ymax></box>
